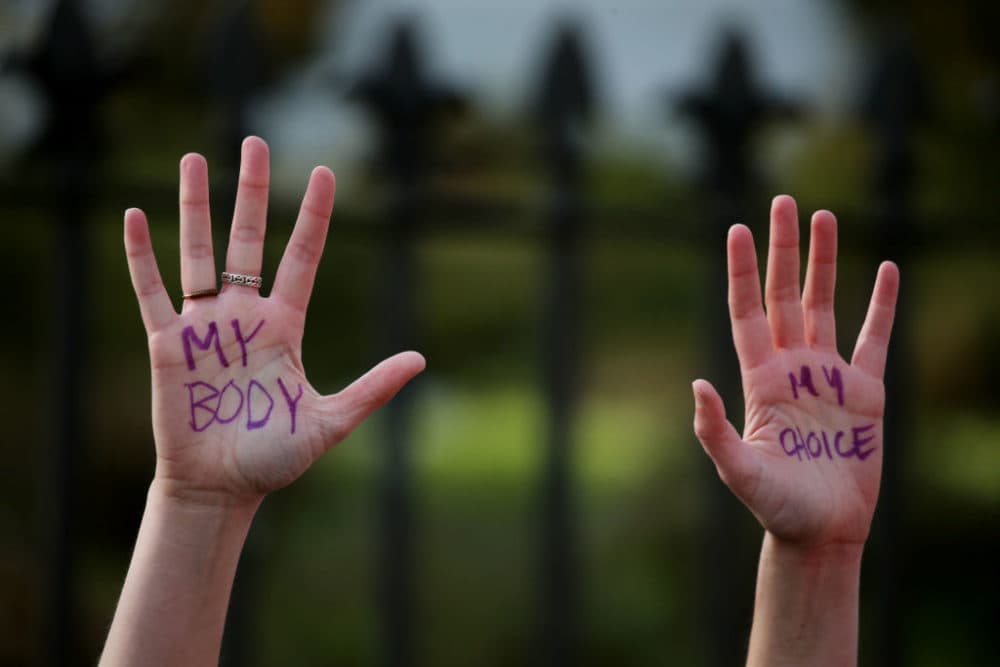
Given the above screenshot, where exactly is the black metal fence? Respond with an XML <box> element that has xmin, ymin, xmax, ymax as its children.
<box><xmin>5</xmin><ymin>1</ymin><xmax>982</xmax><ymax>666</ymax></box>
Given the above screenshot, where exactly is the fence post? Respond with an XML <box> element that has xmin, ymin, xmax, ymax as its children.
<box><xmin>20</xmin><ymin>0</ymin><xmax>105</xmax><ymax>663</ymax></box>
<box><xmin>207</xmin><ymin>0</ymin><xmax>265</xmax><ymax>240</ymax></box>
<box><xmin>533</xmin><ymin>22</ymin><xmax>594</xmax><ymax>667</ymax></box>
<box><xmin>676</xmin><ymin>29</ymin><xmax>800</xmax><ymax>667</ymax></box>
<box><xmin>206</xmin><ymin>3</ymin><xmax>266</xmax><ymax>664</ymax></box>
<box><xmin>351</xmin><ymin>20</ymin><xmax>460</xmax><ymax>667</ymax></box>
<box><xmin>860</xmin><ymin>28</ymin><xmax>925</xmax><ymax>667</ymax></box>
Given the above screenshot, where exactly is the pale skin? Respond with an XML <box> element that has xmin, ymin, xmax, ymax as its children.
<box><xmin>692</xmin><ymin>195</ymin><xmax>899</xmax><ymax>667</ymax></box>
<box><xmin>100</xmin><ymin>136</ymin><xmax>425</xmax><ymax>666</ymax></box>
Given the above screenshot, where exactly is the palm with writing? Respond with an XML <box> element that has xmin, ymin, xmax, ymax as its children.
<box><xmin>124</xmin><ymin>137</ymin><xmax>424</xmax><ymax>506</ymax></box>
<box><xmin>693</xmin><ymin>195</ymin><xmax>899</xmax><ymax>547</ymax></box>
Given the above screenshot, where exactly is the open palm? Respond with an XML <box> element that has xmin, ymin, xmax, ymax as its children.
<box><xmin>693</xmin><ymin>195</ymin><xmax>898</xmax><ymax>547</ymax></box>
<box><xmin>124</xmin><ymin>137</ymin><xmax>424</xmax><ymax>506</ymax></box>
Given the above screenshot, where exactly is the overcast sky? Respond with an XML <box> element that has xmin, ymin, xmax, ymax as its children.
<box><xmin>257</xmin><ymin>0</ymin><xmax>863</xmax><ymax>194</ymax></box>
<box><xmin>0</xmin><ymin>0</ymin><xmax>865</xmax><ymax>194</ymax></box>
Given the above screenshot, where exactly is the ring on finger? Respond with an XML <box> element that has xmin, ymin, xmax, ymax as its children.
<box><xmin>221</xmin><ymin>271</ymin><xmax>263</xmax><ymax>289</ymax></box>
<box><xmin>183</xmin><ymin>288</ymin><xmax>219</xmax><ymax>299</ymax></box>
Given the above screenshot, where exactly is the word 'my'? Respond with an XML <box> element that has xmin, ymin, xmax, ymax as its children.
<box><xmin>788</xmin><ymin>364</ymin><xmax>844</xmax><ymax>406</ymax></box>
<box><xmin>182</xmin><ymin>318</ymin><xmax>265</xmax><ymax>370</ymax></box>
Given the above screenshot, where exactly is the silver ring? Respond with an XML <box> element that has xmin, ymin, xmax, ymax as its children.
<box><xmin>221</xmin><ymin>271</ymin><xmax>263</xmax><ymax>289</ymax></box>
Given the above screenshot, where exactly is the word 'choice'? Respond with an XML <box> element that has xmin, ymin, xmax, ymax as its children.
<box><xmin>779</xmin><ymin>424</ymin><xmax>876</xmax><ymax>462</ymax></box>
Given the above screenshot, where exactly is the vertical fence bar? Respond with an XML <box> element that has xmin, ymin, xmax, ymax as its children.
<box><xmin>352</xmin><ymin>21</ymin><xmax>460</xmax><ymax>667</ymax></box>
<box><xmin>207</xmin><ymin>0</ymin><xmax>263</xmax><ymax>247</ymax></box>
<box><xmin>860</xmin><ymin>28</ymin><xmax>925</xmax><ymax>667</ymax></box>
<box><xmin>208</xmin><ymin>3</ymin><xmax>264</xmax><ymax>663</ymax></box>
<box><xmin>534</xmin><ymin>23</ymin><xmax>593</xmax><ymax>667</ymax></box>
<box><xmin>23</xmin><ymin>0</ymin><xmax>104</xmax><ymax>663</ymax></box>
<box><xmin>676</xmin><ymin>30</ymin><xmax>800</xmax><ymax>667</ymax></box>
<box><xmin>355</xmin><ymin>34</ymin><xmax>416</xmax><ymax>667</ymax></box>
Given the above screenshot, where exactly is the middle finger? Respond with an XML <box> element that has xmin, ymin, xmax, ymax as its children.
<box><xmin>224</xmin><ymin>136</ymin><xmax>270</xmax><ymax>292</ymax></box>
<box><xmin>764</xmin><ymin>194</ymin><xmax>806</xmax><ymax>348</ymax></box>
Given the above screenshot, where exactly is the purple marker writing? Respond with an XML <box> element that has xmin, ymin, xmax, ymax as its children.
<box><xmin>779</xmin><ymin>424</ymin><xmax>878</xmax><ymax>462</ymax></box>
<box><xmin>246</xmin><ymin>379</ymin><xmax>274</xmax><ymax>430</ymax></box>
<box><xmin>232</xmin><ymin>319</ymin><xmax>266</xmax><ymax>367</ymax></box>
<box><xmin>789</xmin><ymin>365</ymin><xmax>820</xmax><ymax>400</ymax></box>
<box><xmin>183</xmin><ymin>376</ymin><xmax>300</xmax><ymax>434</ymax></box>
<box><xmin>821</xmin><ymin>365</ymin><xmax>845</xmax><ymax>407</ymax></box>
<box><xmin>277</xmin><ymin>378</ymin><xmax>303</xmax><ymax>435</ymax></box>
<box><xmin>182</xmin><ymin>322</ymin><xmax>230</xmax><ymax>371</ymax></box>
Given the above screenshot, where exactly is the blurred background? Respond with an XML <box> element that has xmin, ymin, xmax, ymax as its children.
<box><xmin>1</xmin><ymin>0</ymin><xmax>999</xmax><ymax>665</ymax></box>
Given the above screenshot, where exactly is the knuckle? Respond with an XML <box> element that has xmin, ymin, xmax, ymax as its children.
<box><xmin>238</xmin><ymin>179</ymin><xmax>269</xmax><ymax>192</ymax></box>
<box><xmin>185</xmin><ymin>241</ymin><xmax>214</xmax><ymax>260</ymax></box>
<box><xmin>137</xmin><ymin>279</ymin><xmax>165</xmax><ymax>298</ymax></box>
<box><xmin>233</xmin><ymin>223</ymin><xmax>263</xmax><ymax>244</ymax></box>
<box><xmin>287</xmin><ymin>239</ymin><xmax>320</xmax><ymax>265</ymax></box>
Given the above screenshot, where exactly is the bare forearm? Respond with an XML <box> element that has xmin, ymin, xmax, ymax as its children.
<box><xmin>100</xmin><ymin>481</ymin><xmax>260</xmax><ymax>667</ymax></box>
<box><xmin>747</xmin><ymin>533</ymin><xmax>864</xmax><ymax>667</ymax></box>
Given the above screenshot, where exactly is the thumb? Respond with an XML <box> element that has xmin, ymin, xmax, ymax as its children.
<box><xmin>320</xmin><ymin>351</ymin><xmax>426</xmax><ymax>448</ymax></box>
<box><xmin>692</xmin><ymin>379</ymin><xmax>757</xmax><ymax>495</ymax></box>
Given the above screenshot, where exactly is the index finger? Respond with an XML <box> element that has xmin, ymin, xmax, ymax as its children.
<box><xmin>851</xmin><ymin>261</ymin><xmax>900</xmax><ymax>378</ymax></box>
<box><xmin>270</xmin><ymin>166</ymin><xmax>336</xmax><ymax>313</ymax></box>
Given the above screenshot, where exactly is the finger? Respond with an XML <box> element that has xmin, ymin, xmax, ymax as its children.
<box><xmin>271</xmin><ymin>167</ymin><xmax>336</xmax><ymax>313</ymax></box>
<box><xmin>692</xmin><ymin>379</ymin><xmax>758</xmax><ymax>496</ymax></box>
<box><xmin>321</xmin><ymin>351</ymin><xmax>427</xmax><ymax>449</ymax></box>
<box><xmin>224</xmin><ymin>136</ymin><xmax>269</xmax><ymax>290</ymax></box>
<box><xmin>124</xmin><ymin>208</ymin><xmax>177</xmax><ymax>333</ymax></box>
<box><xmin>727</xmin><ymin>224</ymin><xmax>772</xmax><ymax>371</ymax></box>
<box><xmin>764</xmin><ymin>195</ymin><xmax>806</xmax><ymax>348</ymax></box>
<box><xmin>851</xmin><ymin>261</ymin><xmax>900</xmax><ymax>378</ymax></box>
<box><xmin>178</xmin><ymin>153</ymin><xmax>217</xmax><ymax>300</ymax></box>
<box><xmin>802</xmin><ymin>210</ymin><xmax>838</xmax><ymax>351</ymax></box>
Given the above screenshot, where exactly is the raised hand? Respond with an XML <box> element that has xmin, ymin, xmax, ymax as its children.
<box><xmin>104</xmin><ymin>137</ymin><xmax>423</xmax><ymax>667</ymax></box>
<box><xmin>124</xmin><ymin>136</ymin><xmax>425</xmax><ymax>506</ymax></box>
<box><xmin>692</xmin><ymin>195</ymin><xmax>899</xmax><ymax>548</ymax></box>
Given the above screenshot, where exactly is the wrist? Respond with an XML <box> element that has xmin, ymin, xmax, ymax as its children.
<box><xmin>146</xmin><ymin>479</ymin><xmax>262</xmax><ymax>540</ymax></box>
<box><xmin>149</xmin><ymin>475</ymin><xmax>264</xmax><ymax>515</ymax></box>
<box><xmin>101</xmin><ymin>480</ymin><xmax>259</xmax><ymax>666</ymax></box>
<box><xmin>748</xmin><ymin>533</ymin><xmax>864</xmax><ymax>667</ymax></box>
<box><xmin>763</xmin><ymin>532</ymin><xmax>865</xmax><ymax>570</ymax></box>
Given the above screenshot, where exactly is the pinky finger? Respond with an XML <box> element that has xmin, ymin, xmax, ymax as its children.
<box><xmin>124</xmin><ymin>209</ymin><xmax>177</xmax><ymax>333</ymax></box>
<box><xmin>851</xmin><ymin>261</ymin><xmax>900</xmax><ymax>379</ymax></box>
<box><xmin>692</xmin><ymin>379</ymin><xmax>757</xmax><ymax>496</ymax></box>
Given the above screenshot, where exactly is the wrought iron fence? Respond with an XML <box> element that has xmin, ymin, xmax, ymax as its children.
<box><xmin>2</xmin><ymin>1</ymin><xmax>953</xmax><ymax>666</ymax></box>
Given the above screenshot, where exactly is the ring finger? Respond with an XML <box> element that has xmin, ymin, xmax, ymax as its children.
<box><xmin>179</xmin><ymin>153</ymin><xmax>217</xmax><ymax>302</ymax></box>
